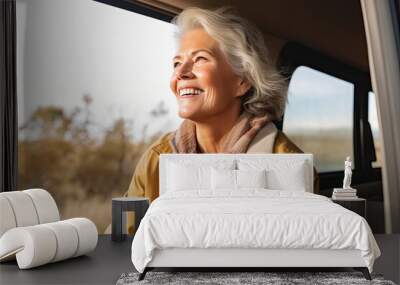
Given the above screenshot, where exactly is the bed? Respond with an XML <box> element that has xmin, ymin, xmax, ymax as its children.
<box><xmin>131</xmin><ymin>154</ymin><xmax>381</xmax><ymax>280</ymax></box>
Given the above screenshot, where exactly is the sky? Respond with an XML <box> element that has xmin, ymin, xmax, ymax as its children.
<box><xmin>17</xmin><ymin>0</ymin><xmax>182</xmax><ymax>142</ymax></box>
<box><xmin>284</xmin><ymin>66</ymin><xmax>354</xmax><ymax>133</ymax></box>
<box><xmin>16</xmin><ymin>0</ymin><xmax>381</xmax><ymax>143</ymax></box>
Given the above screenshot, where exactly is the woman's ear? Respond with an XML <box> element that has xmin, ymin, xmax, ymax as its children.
<box><xmin>235</xmin><ymin>78</ymin><xmax>252</xmax><ymax>97</ymax></box>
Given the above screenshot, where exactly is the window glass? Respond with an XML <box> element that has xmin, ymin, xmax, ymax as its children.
<box><xmin>283</xmin><ymin>66</ymin><xmax>354</xmax><ymax>172</ymax></box>
<box><xmin>16</xmin><ymin>0</ymin><xmax>180</xmax><ymax>232</ymax></box>
<box><xmin>368</xmin><ymin>91</ymin><xmax>382</xmax><ymax>167</ymax></box>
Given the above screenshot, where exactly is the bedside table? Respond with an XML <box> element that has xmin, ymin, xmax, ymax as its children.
<box><xmin>331</xmin><ymin>197</ymin><xmax>367</xmax><ymax>218</ymax></box>
<box><xmin>112</xmin><ymin>197</ymin><xmax>149</xmax><ymax>242</ymax></box>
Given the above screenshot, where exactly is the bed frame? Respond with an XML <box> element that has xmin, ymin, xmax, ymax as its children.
<box><xmin>139</xmin><ymin>154</ymin><xmax>371</xmax><ymax>280</ymax></box>
<box><xmin>141</xmin><ymin>248</ymin><xmax>371</xmax><ymax>280</ymax></box>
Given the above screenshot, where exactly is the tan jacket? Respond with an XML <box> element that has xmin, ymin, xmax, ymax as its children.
<box><xmin>124</xmin><ymin>123</ymin><xmax>319</xmax><ymax>233</ymax></box>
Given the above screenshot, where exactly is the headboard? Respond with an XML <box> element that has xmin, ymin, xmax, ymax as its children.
<box><xmin>159</xmin><ymin>153</ymin><xmax>314</xmax><ymax>195</ymax></box>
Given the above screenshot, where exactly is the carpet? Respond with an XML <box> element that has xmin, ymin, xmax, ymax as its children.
<box><xmin>116</xmin><ymin>271</ymin><xmax>396</xmax><ymax>285</ymax></box>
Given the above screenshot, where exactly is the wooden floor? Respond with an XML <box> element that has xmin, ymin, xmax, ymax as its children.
<box><xmin>0</xmin><ymin>235</ymin><xmax>398</xmax><ymax>284</ymax></box>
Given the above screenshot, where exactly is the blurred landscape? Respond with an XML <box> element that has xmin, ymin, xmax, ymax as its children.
<box><xmin>18</xmin><ymin>96</ymin><xmax>167</xmax><ymax>233</ymax></box>
<box><xmin>289</xmin><ymin>130</ymin><xmax>353</xmax><ymax>172</ymax></box>
<box><xmin>289</xmin><ymin>130</ymin><xmax>381</xmax><ymax>171</ymax></box>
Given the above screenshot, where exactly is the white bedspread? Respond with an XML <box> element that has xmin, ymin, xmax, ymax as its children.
<box><xmin>131</xmin><ymin>190</ymin><xmax>380</xmax><ymax>273</ymax></box>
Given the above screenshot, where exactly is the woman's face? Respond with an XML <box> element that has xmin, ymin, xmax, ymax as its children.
<box><xmin>170</xmin><ymin>28</ymin><xmax>250</xmax><ymax>122</ymax></box>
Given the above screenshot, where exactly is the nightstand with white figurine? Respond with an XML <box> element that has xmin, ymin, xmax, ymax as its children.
<box><xmin>331</xmin><ymin>157</ymin><xmax>367</xmax><ymax>219</ymax></box>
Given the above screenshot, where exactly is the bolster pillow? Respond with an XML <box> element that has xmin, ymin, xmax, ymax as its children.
<box><xmin>0</xmin><ymin>218</ymin><xmax>98</xmax><ymax>269</ymax></box>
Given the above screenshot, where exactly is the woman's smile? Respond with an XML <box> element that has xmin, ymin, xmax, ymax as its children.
<box><xmin>178</xmin><ymin>88</ymin><xmax>204</xmax><ymax>98</ymax></box>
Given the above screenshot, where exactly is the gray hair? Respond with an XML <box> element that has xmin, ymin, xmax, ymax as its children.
<box><xmin>171</xmin><ymin>6</ymin><xmax>288</xmax><ymax>120</ymax></box>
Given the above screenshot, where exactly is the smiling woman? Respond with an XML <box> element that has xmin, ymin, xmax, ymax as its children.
<box><xmin>124</xmin><ymin>6</ymin><xmax>319</xmax><ymax>234</ymax></box>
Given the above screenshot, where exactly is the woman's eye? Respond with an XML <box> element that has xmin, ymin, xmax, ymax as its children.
<box><xmin>195</xmin><ymin>56</ymin><xmax>207</xmax><ymax>62</ymax></box>
<box><xmin>173</xmin><ymin>57</ymin><xmax>206</xmax><ymax>68</ymax></box>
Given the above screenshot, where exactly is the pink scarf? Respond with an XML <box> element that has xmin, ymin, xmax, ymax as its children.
<box><xmin>170</xmin><ymin>112</ymin><xmax>270</xmax><ymax>153</ymax></box>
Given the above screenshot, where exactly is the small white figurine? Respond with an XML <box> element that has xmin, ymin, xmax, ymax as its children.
<box><xmin>342</xmin><ymin>156</ymin><xmax>353</xmax><ymax>189</ymax></box>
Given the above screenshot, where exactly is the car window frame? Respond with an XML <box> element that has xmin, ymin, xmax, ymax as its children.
<box><xmin>94</xmin><ymin>0</ymin><xmax>175</xmax><ymax>22</ymax></box>
<box><xmin>277</xmin><ymin>42</ymin><xmax>381</xmax><ymax>188</ymax></box>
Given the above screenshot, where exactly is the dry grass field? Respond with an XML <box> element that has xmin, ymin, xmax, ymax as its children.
<box><xmin>18</xmin><ymin>99</ymin><xmax>162</xmax><ymax>233</ymax></box>
<box><xmin>289</xmin><ymin>131</ymin><xmax>353</xmax><ymax>172</ymax></box>
<box><xmin>289</xmin><ymin>130</ymin><xmax>382</xmax><ymax>171</ymax></box>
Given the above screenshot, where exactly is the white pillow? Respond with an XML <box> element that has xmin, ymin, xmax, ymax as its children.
<box><xmin>237</xmin><ymin>159</ymin><xmax>308</xmax><ymax>191</ymax></box>
<box><xmin>167</xmin><ymin>160</ymin><xmax>235</xmax><ymax>192</ymax></box>
<box><xmin>211</xmin><ymin>168</ymin><xmax>236</xmax><ymax>190</ymax></box>
<box><xmin>266</xmin><ymin>164</ymin><xmax>307</xmax><ymax>191</ymax></box>
<box><xmin>236</xmin><ymin>169</ymin><xmax>267</xmax><ymax>189</ymax></box>
<box><xmin>211</xmin><ymin>168</ymin><xmax>267</xmax><ymax>190</ymax></box>
<box><xmin>168</xmin><ymin>162</ymin><xmax>209</xmax><ymax>191</ymax></box>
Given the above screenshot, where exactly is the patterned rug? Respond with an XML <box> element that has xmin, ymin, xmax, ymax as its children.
<box><xmin>116</xmin><ymin>271</ymin><xmax>396</xmax><ymax>285</ymax></box>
